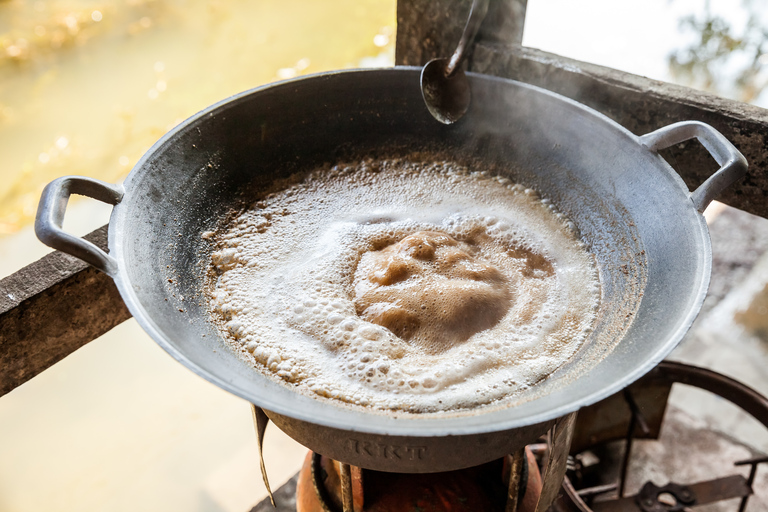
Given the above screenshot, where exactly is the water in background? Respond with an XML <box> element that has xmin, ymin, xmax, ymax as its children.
<box><xmin>0</xmin><ymin>0</ymin><xmax>395</xmax><ymax>236</ymax></box>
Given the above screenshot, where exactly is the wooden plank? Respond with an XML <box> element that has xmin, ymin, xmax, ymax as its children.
<box><xmin>471</xmin><ymin>43</ymin><xmax>768</xmax><ymax>218</ymax></box>
<box><xmin>395</xmin><ymin>0</ymin><xmax>527</xmax><ymax>66</ymax></box>
<box><xmin>0</xmin><ymin>225</ymin><xmax>131</xmax><ymax>397</ymax></box>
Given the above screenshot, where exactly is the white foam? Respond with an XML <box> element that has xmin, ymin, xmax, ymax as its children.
<box><xmin>206</xmin><ymin>158</ymin><xmax>600</xmax><ymax>413</ymax></box>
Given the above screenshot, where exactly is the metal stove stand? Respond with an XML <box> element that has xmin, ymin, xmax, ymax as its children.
<box><xmin>251</xmin><ymin>361</ymin><xmax>768</xmax><ymax>512</ymax></box>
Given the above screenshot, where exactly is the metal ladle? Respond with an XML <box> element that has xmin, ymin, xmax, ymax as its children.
<box><xmin>420</xmin><ymin>0</ymin><xmax>490</xmax><ymax>124</ymax></box>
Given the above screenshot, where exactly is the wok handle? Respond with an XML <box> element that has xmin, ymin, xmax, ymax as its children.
<box><xmin>639</xmin><ymin>120</ymin><xmax>747</xmax><ymax>213</ymax></box>
<box><xmin>35</xmin><ymin>176</ymin><xmax>124</xmax><ymax>277</ymax></box>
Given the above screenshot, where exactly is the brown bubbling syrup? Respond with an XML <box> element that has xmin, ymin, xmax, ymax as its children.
<box><xmin>206</xmin><ymin>157</ymin><xmax>601</xmax><ymax>413</ymax></box>
<box><xmin>354</xmin><ymin>231</ymin><xmax>512</xmax><ymax>355</ymax></box>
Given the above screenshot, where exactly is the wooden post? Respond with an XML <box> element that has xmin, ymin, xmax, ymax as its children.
<box><xmin>396</xmin><ymin>0</ymin><xmax>528</xmax><ymax>66</ymax></box>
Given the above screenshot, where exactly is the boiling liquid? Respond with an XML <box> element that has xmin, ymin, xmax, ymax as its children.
<box><xmin>207</xmin><ymin>158</ymin><xmax>600</xmax><ymax>413</ymax></box>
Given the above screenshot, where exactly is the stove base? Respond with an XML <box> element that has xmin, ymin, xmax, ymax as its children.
<box><xmin>295</xmin><ymin>449</ymin><xmax>542</xmax><ymax>512</ymax></box>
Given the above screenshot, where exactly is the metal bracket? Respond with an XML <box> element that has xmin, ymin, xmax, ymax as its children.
<box><xmin>635</xmin><ymin>482</ymin><xmax>695</xmax><ymax>512</ymax></box>
<box><xmin>251</xmin><ymin>404</ymin><xmax>275</xmax><ymax>507</ymax></box>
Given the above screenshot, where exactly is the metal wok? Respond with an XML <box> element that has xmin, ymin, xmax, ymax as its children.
<box><xmin>36</xmin><ymin>68</ymin><xmax>746</xmax><ymax>472</ymax></box>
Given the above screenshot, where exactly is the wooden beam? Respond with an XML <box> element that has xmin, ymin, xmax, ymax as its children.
<box><xmin>471</xmin><ymin>44</ymin><xmax>768</xmax><ymax>218</ymax></box>
<box><xmin>0</xmin><ymin>225</ymin><xmax>131</xmax><ymax>397</ymax></box>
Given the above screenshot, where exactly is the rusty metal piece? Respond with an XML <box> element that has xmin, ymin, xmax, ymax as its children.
<box><xmin>506</xmin><ymin>448</ymin><xmax>525</xmax><ymax>512</ymax></box>
<box><xmin>570</xmin><ymin>379</ymin><xmax>671</xmax><ymax>456</ymax></box>
<box><xmin>536</xmin><ymin>412</ymin><xmax>578</xmax><ymax>512</ymax></box>
<box><xmin>734</xmin><ymin>455</ymin><xmax>768</xmax><ymax>466</ymax></box>
<box><xmin>618</xmin><ymin>390</ymin><xmax>652</xmax><ymax>498</ymax></box>
<box><xmin>351</xmin><ymin>466</ymin><xmax>364</xmax><ymax>512</ymax></box>
<box><xmin>654</xmin><ymin>362</ymin><xmax>768</xmax><ymax>427</ymax></box>
<box><xmin>683</xmin><ymin>476</ymin><xmax>751</xmax><ymax>507</ymax></box>
<box><xmin>309</xmin><ymin>455</ymin><xmax>364</xmax><ymax>512</ymax></box>
<box><xmin>589</xmin><ymin>475</ymin><xmax>750</xmax><ymax>512</ymax></box>
<box><xmin>339</xmin><ymin>463</ymin><xmax>353</xmax><ymax>512</ymax></box>
<box><xmin>251</xmin><ymin>404</ymin><xmax>275</xmax><ymax>507</ymax></box>
<box><xmin>308</xmin><ymin>452</ymin><xmax>336</xmax><ymax>512</ymax></box>
<box><xmin>634</xmin><ymin>482</ymin><xmax>695</xmax><ymax>512</ymax></box>
<box><xmin>622</xmin><ymin>390</ymin><xmax>651</xmax><ymax>436</ymax></box>
<box><xmin>617</xmin><ymin>411</ymin><xmax>634</xmax><ymax>499</ymax></box>
<box><xmin>734</xmin><ymin>455</ymin><xmax>768</xmax><ymax>512</ymax></box>
<box><xmin>307</xmin><ymin>456</ymin><xmax>362</xmax><ymax>512</ymax></box>
<box><xmin>577</xmin><ymin>483</ymin><xmax>618</xmax><ymax>499</ymax></box>
<box><xmin>555</xmin><ymin>476</ymin><xmax>593</xmax><ymax>512</ymax></box>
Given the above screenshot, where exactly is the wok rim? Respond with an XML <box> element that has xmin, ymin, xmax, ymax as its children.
<box><xmin>109</xmin><ymin>67</ymin><xmax>712</xmax><ymax>437</ymax></box>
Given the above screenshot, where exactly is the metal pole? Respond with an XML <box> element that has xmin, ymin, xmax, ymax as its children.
<box><xmin>619</xmin><ymin>389</ymin><xmax>651</xmax><ymax>498</ymax></box>
<box><xmin>340</xmin><ymin>463</ymin><xmax>354</xmax><ymax>512</ymax></box>
<box><xmin>506</xmin><ymin>448</ymin><xmax>526</xmax><ymax>512</ymax></box>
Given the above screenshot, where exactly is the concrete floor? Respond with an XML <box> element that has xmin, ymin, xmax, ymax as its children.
<box><xmin>668</xmin><ymin>204</ymin><xmax>768</xmax><ymax>454</ymax></box>
<box><xmin>590</xmin><ymin>406</ymin><xmax>768</xmax><ymax>512</ymax></box>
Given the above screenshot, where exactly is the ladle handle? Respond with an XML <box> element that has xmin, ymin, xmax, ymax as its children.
<box><xmin>35</xmin><ymin>176</ymin><xmax>124</xmax><ymax>277</ymax></box>
<box><xmin>445</xmin><ymin>0</ymin><xmax>490</xmax><ymax>77</ymax></box>
<box><xmin>640</xmin><ymin>121</ymin><xmax>747</xmax><ymax>213</ymax></box>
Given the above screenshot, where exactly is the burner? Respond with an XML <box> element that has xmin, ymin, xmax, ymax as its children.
<box><xmin>294</xmin><ymin>450</ymin><xmax>541</xmax><ymax>512</ymax></box>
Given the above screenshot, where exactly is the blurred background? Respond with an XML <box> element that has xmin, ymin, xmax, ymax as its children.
<box><xmin>1</xmin><ymin>0</ymin><xmax>768</xmax><ymax>511</ymax></box>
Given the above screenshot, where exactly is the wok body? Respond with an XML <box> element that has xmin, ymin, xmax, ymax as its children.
<box><xmin>36</xmin><ymin>68</ymin><xmax>746</xmax><ymax>471</ymax></box>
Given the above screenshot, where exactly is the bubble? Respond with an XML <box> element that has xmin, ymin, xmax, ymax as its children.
<box><xmin>358</xmin><ymin>325</ymin><xmax>380</xmax><ymax>340</ymax></box>
<box><xmin>207</xmin><ymin>155</ymin><xmax>602</xmax><ymax>413</ymax></box>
